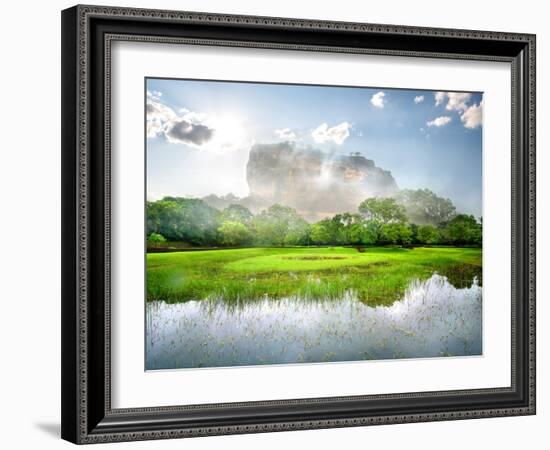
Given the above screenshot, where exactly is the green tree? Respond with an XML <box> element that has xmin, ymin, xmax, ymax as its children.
<box><xmin>359</xmin><ymin>197</ymin><xmax>407</xmax><ymax>224</ymax></box>
<box><xmin>221</xmin><ymin>204</ymin><xmax>253</xmax><ymax>225</ymax></box>
<box><xmin>395</xmin><ymin>189</ymin><xmax>456</xmax><ymax>225</ymax></box>
<box><xmin>310</xmin><ymin>222</ymin><xmax>331</xmax><ymax>245</ymax></box>
<box><xmin>444</xmin><ymin>214</ymin><xmax>482</xmax><ymax>245</ymax></box>
<box><xmin>284</xmin><ymin>221</ymin><xmax>310</xmax><ymax>246</ymax></box>
<box><xmin>146</xmin><ymin>199</ymin><xmax>179</xmax><ymax>239</ymax></box>
<box><xmin>400</xmin><ymin>225</ymin><xmax>413</xmax><ymax>245</ymax></box>
<box><xmin>218</xmin><ymin>221</ymin><xmax>252</xmax><ymax>246</ymax></box>
<box><xmin>362</xmin><ymin>220</ymin><xmax>384</xmax><ymax>245</ymax></box>
<box><xmin>147</xmin><ymin>197</ymin><xmax>221</xmax><ymax>245</ymax></box>
<box><xmin>147</xmin><ymin>232</ymin><xmax>166</xmax><ymax>243</ymax></box>
<box><xmin>329</xmin><ymin>213</ymin><xmax>363</xmax><ymax>244</ymax></box>
<box><xmin>416</xmin><ymin>225</ymin><xmax>440</xmax><ymax>244</ymax></box>
<box><xmin>345</xmin><ymin>216</ymin><xmax>382</xmax><ymax>245</ymax></box>
<box><xmin>409</xmin><ymin>223</ymin><xmax>419</xmax><ymax>244</ymax></box>
<box><xmin>252</xmin><ymin>204</ymin><xmax>309</xmax><ymax>246</ymax></box>
<box><xmin>381</xmin><ymin>223</ymin><xmax>413</xmax><ymax>245</ymax></box>
<box><xmin>348</xmin><ymin>222</ymin><xmax>366</xmax><ymax>245</ymax></box>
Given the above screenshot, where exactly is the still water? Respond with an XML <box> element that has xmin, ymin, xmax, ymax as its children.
<box><xmin>146</xmin><ymin>273</ymin><xmax>482</xmax><ymax>370</ymax></box>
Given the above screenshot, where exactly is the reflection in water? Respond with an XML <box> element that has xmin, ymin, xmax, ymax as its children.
<box><xmin>146</xmin><ymin>274</ymin><xmax>482</xmax><ymax>370</ymax></box>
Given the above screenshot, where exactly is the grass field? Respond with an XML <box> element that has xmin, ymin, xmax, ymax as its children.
<box><xmin>146</xmin><ymin>246</ymin><xmax>482</xmax><ymax>306</ymax></box>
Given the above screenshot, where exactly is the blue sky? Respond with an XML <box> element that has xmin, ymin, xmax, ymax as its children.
<box><xmin>146</xmin><ymin>78</ymin><xmax>483</xmax><ymax>218</ymax></box>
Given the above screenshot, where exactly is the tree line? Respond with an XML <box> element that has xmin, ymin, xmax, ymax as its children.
<box><xmin>147</xmin><ymin>189</ymin><xmax>482</xmax><ymax>248</ymax></box>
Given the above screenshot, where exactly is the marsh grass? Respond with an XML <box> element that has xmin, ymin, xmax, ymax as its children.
<box><xmin>146</xmin><ymin>274</ymin><xmax>482</xmax><ymax>369</ymax></box>
<box><xmin>146</xmin><ymin>246</ymin><xmax>481</xmax><ymax>306</ymax></box>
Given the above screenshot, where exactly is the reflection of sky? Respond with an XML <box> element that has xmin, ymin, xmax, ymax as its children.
<box><xmin>146</xmin><ymin>274</ymin><xmax>482</xmax><ymax>370</ymax></box>
<box><xmin>147</xmin><ymin>78</ymin><xmax>483</xmax><ymax>218</ymax></box>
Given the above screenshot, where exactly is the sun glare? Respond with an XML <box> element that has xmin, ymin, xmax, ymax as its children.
<box><xmin>210</xmin><ymin>114</ymin><xmax>248</xmax><ymax>152</ymax></box>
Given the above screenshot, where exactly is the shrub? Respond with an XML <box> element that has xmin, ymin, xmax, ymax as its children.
<box><xmin>147</xmin><ymin>232</ymin><xmax>166</xmax><ymax>243</ymax></box>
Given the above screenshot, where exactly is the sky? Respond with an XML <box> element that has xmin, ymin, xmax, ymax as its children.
<box><xmin>146</xmin><ymin>78</ymin><xmax>483</xmax><ymax>218</ymax></box>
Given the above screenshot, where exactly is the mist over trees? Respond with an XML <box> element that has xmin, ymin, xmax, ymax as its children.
<box><xmin>147</xmin><ymin>189</ymin><xmax>482</xmax><ymax>248</ymax></box>
<box><xmin>358</xmin><ymin>198</ymin><xmax>407</xmax><ymax>224</ymax></box>
<box><xmin>147</xmin><ymin>197</ymin><xmax>220</xmax><ymax>245</ymax></box>
<box><xmin>395</xmin><ymin>188</ymin><xmax>457</xmax><ymax>225</ymax></box>
<box><xmin>253</xmin><ymin>204</ymin><xmax>310</xmax><ymax>246</ymax></box>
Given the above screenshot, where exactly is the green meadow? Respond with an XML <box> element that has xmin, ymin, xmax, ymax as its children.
<box><xmin>146</xmin><ymin>246</ymin><xmax>482</xmax><ymax>306</ymax></box>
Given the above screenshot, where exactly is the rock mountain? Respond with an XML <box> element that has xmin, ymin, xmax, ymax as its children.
<box><xmin>205</xmin><ymin>142</ymin><xmax>398</xmax><ymax>221</ymax></box>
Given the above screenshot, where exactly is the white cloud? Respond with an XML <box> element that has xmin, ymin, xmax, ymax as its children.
<box><xmin>311</xmin><ymin>122</ymin><xmax>351</xmax><ymax>145</ymax></box>
<box><xmin>433</xmin><ymin>91</ymin><xmax>483</xmax><ymax>129</ymax></box>
<box><xmin>414</xmin><ymin>95</ymin><xmax>425</xmax><ymax>104</ymax></box>
<box><xmin>146</xmin><ymin>97</ymin><xmax>175</xmax><ymax>137</ymax></box>
<box><xmin>164</xmin><ymin>118</ymin><xmax>214</xmax><ymax>146</ymax></box>
<box><xmin>147</xmin><ymin>90</ymin><xmax>163</xmax><ymax>98</ymax></box>
<box><xmin>434</xmin><ymin>91</ymin><xmax>446</xmax><ymax>106</ymax></box>
<box><xmin>461</xmin><ymin>101</ymin><xmax>483</xmax><ymax>129</ymax></box>
<box><xmin>434</xmin><ymin>91</ymin><xmax>472</xmax><ymax>111</ymax></box>
<box><xmin>179</xmin><ymin>108</ymin><xmax>207</xmax><ymax>124</ymax></box>
<box><xmin>370</xmin><ymin>91</ymin><xmax>386</xmax><ymax>108</ymax></box>
<box><xmin>427</xmin><ymin>116</ymin><xmax>452</xmax><ymax>127</ymax></box>
<box><xmin>275</xmin><ymin>128</ymin><xmax>299</xmax><ymax>142</ymax></box>
<box><xmin>445</xmin><ymin>92</ymin><xmax>472</xmax><ymax>111</ymax></box>
<box><xmin>146</xmin><ymin>97</ymin><xmax>215</xmax><ymax>146</ymax></box>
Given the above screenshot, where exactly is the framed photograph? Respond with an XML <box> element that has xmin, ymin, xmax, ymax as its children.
<box><xmin>61</xmin><ymin>4</ymin><xmax>536</xmax><ymax>444</ymax></box>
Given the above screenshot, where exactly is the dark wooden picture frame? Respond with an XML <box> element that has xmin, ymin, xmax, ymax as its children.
<box><xmin>61</xmin><ymin>4</ymin><xmax>536</xmax><ymax>444</ymax></box>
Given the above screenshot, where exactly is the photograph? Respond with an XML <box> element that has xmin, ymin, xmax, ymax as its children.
<box><xmin>57</xmin><ymin>3</ymin><xmax>537</xmax><ymax>444</ymax></box>
<box><xmin>145</xmin><ymin>78</ymin><xmax>484</xmax><ymax>370</ymax></box>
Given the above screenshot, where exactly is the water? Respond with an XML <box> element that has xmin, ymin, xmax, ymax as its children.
<box><xmin>146</xmin><ymin>274</ymin><xmax>482</xmax><ymax>370</ymax></box>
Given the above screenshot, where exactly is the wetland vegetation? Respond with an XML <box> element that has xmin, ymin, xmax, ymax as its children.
<box><xmin>146</xmin><ymin>272</ymin><xmax>482</xmax><ymax>369</ymax></box>
<box><xmin>147</xmin><ymin>246</ymin><xmax>481</xmax><ymax>306</ymax></box>
<box><xmin>145</xmin><ymin>194</ymin><xmax>482</xmax><ymax>369</ymax></box>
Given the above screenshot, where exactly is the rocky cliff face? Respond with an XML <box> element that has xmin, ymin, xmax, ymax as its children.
<box><xmin>245</xmin><ymin>143</ymin><xmax>398</xmax><ymax>221</ymax></box>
